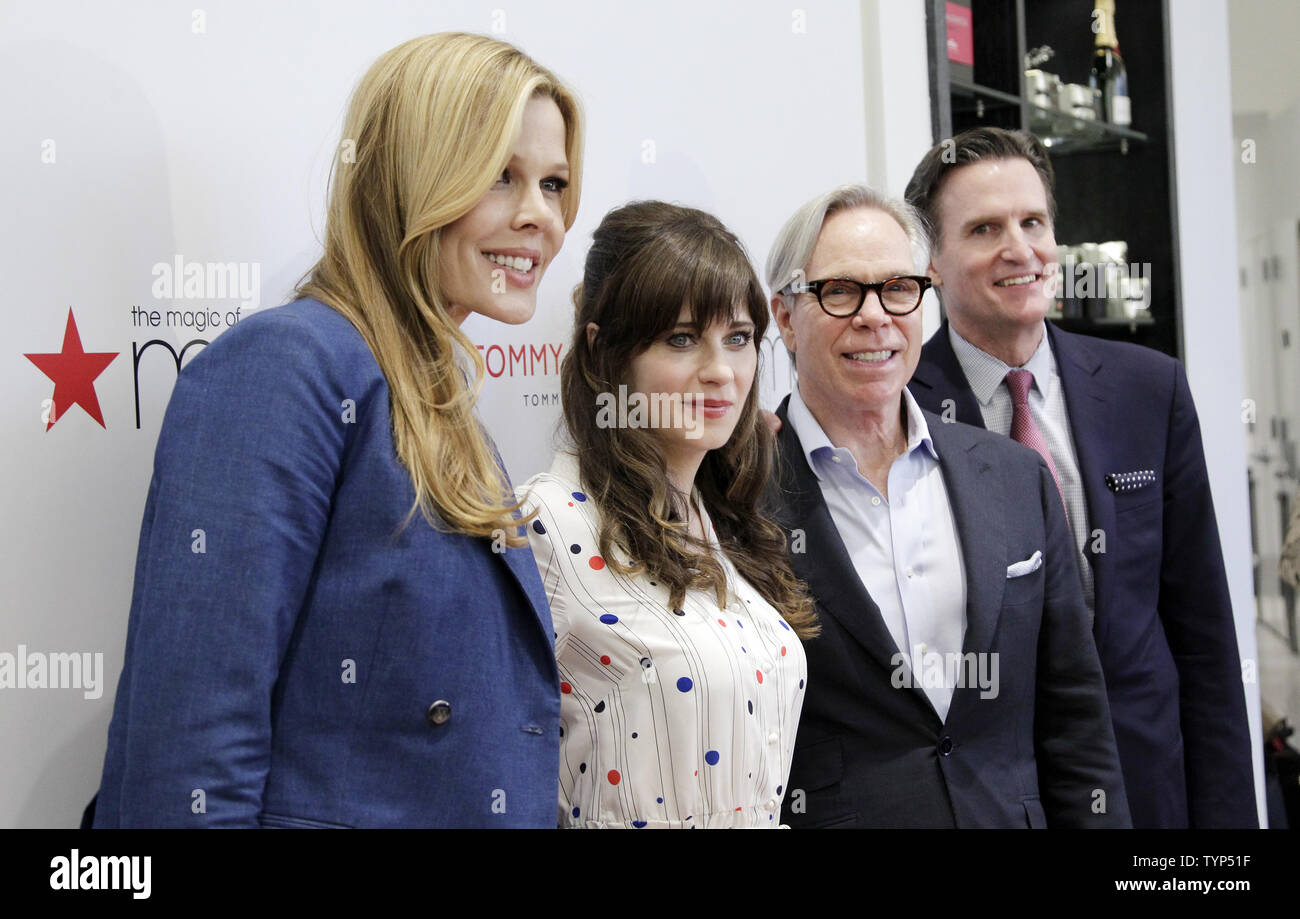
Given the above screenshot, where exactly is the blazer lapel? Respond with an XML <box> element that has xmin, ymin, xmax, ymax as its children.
<box><xmin>501</xmin><ymin>536</ymin><xmax>557</xmax><ymax>642</ymax></box>
<box><xmin>1046</xmin><ymin>323</ymin><xmax>1114</xmax><ymax>627</ymax></box>
<box><xmin>493</xmin><ymin>447</ymin><xmax>559</xmax><ymax>648</ymax></box>
<box><xmin>910</xmin><ymin>321</ymin><xmax>986</xmax><ymax>428</ymax></box>
<box><xmin>772</xmin><ymin>399</ymin><xmax>906</xmax><ymax>676</ymax></box>
<box><xmin>928</xmin><ymin>417</ymin><xmax>1007</xmax><ymax>665</ymax></box>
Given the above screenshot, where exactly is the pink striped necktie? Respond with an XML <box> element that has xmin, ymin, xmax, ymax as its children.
<box><xmin>1005</xmin><ymin>369</ymin><xmax>1069</xmax><ymax>521</ymax></box>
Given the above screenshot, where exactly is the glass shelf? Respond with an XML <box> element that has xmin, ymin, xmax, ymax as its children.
<box><xmin>949</xmin><ymin>80</ymin><xmax>1148</xmax><ymax>154</ymax></box>
<box><xmin>1028</xmin><ymin>102</ymin><xmax>1148</xmax><ymax>154</ymax></box>
<box><xmin>950</xmin><ymin>79</ymin><xmax>1025</xmax><ymax>114</ymax></box>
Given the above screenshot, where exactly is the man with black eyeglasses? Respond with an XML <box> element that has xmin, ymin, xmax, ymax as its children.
<box><xmin>905</xmin><ymin>126</ymin><xmax>1257</xmax><ymax>829</ymax></box>
<box><xmin>763</xmin><ymin>184</ymin><xmax>1129</xmax><ymax>828</ymax></box>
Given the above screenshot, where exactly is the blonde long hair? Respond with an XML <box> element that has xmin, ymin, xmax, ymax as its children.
<box><xmin>299</xmin><ymin>33</ymin><xmax>584</xmax><ymax>540</ymax></box>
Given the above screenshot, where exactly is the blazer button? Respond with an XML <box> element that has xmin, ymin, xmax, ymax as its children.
<box><xmin>426</xmin><ymin>700</ymin><xmax>452</xmax><ymax>726</ymax></box>
<box><xmin>939</xmin><ymin>736</ymin><xmax>953</xmax><ymax>756</ymax></box>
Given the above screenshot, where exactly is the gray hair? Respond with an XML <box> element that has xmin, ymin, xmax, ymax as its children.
<box><xmin>764</xmin><ymin>184</ymin><xmax>931</xmax><ymax>298</ymax></box>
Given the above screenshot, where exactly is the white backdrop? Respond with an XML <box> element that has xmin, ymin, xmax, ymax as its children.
<box><xmin>0</xmin><ymin>0</ymin><xmax>875</xmax><ymax>827</ymax></box>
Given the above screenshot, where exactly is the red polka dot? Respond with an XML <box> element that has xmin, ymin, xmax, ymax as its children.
<box><xmin>717</xmin><ymin>619</ymin><xmax>726</xmax><ymax>627</ymax></box>
<box><xmin>600</xmin><ymin>655</ymin><xmax>611</xmax><ymax>665</ymax></box>
<box><xmin>781</xmin><ymin>646</ymin><xmax>787</xmax><ymax>656</ymax></box>
<box><xmin>589</xmin><ymin>556</ymin><xmax>606</xmax><ymax>570</ymax></box>
<box><xmin>694</xmin><ymin>770</ymin><xmax>699</xmax><ymax>776</ymax></box>
<box><xmin>560</xmin><ymin>681</ymin><xmax>572</xmax><ymax>694</ymax></box>
<box><xmin>735</xmin><ymin>806</ymin><xmax>743</xmax><ymax>811</ymax></box>
<box><xmin>567</xmin><ymin>501</ymin><xmax>574</xmax><ymax>507</ymax></box>
<box><xmin>607</xmin><ymin>769</ymin><xmax>621</xmax><ymax>785</ymax></box>
<box><xmin>756</xmin><ymin>669</ymin><xmax>764</xmax><ymax>684</ymax></box>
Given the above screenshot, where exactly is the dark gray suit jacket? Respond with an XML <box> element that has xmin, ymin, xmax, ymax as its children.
<box><xmin>769</xmin><ymin>395</ymin><xmax>1131</xmax><ymax>828</ymax></box>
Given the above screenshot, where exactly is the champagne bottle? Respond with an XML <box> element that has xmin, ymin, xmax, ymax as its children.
<box><xmin>1089</xmin><ymin>0</ymin><xmax>1131</xmax><ymax>126</ymax></box>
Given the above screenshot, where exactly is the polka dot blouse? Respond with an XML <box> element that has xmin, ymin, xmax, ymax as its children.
<box><xmin>521</xmin><ymin>453</ymin><xmax>807</xmax><ymax>828</ymax></box>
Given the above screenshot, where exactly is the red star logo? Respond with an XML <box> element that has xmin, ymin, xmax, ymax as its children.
<box><xmin>25</xmin><ymin>309</ymin><xmax>120</xmax><ymax>431</ymax></box>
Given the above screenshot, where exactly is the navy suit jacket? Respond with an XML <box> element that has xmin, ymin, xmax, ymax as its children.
<box><xmin>94</xmin><ymin>299</ymin><xmax>561</xmax><ymax>828</ymax></box>
<box><xmin>910</xmin><ymin>321</ymin><xmax>1257</xmax><ymax>828</ymax></box>
<box><xmin>770</xmin><ymin>396</ymin><xmax>1130</xmax><ymax>828</ymax></box>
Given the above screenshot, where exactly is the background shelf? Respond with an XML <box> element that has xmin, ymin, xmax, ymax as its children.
<box><xmin>926</xmin><ymin>0</ymin><xmax>1179</xmax><ymax>357</ymax></box>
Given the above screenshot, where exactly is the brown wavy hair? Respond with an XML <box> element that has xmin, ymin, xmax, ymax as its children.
<box><xmin>560</xmin><ymin>201</ymin><xmax>817</xmax><ymax>638</ymax></box>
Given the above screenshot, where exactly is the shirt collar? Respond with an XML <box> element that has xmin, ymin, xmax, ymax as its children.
<box><xmin>948</xmin><ymin>321</ymin><xmax>1056</xmax><ymax>404</ymax></box>
<box><xmin>787</xmin><ymin>382</ymin><xmax>939</xmax><ymax>481</ymax></box>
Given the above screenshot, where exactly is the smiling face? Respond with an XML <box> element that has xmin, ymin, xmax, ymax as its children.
<box><xmin>438</xmin><ymin>95</ymin><xmax>570</xmax><ymax>325</ymax></box>
<box><xmin>927</xmin><ymin>157</ymin><xmax>1058</xmax><ymax>346</ymax></box>
<box><xmin>774</xmin><ymin>206</ymin><xmax>922</xmax><ymax>421</ymax></box>
<box><xmin>627</xmin><ymin>305</ymin><xmax>759</xmax><ymax>465</ymax></box>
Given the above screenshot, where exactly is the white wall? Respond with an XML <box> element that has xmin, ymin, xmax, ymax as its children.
<box><xmin>1169</xmin><ymin>0</ymin><xmax>1267</xmax><ymax>826</ymax></box>
<box><xmin>1227</xmin><ymin>0</ymin><xmax>1300</xmax><ymax>120</ymax></box>
<box><xmin>860</xmin><ymin>0</ymin><xmax>941</xmax><ymax>340</ymax></box>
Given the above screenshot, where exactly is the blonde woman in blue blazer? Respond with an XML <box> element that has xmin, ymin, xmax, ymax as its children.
<box><xmin>93</xmin><ymin>33</ymin><xmax>585</xmax><ymax>828</ymax></box>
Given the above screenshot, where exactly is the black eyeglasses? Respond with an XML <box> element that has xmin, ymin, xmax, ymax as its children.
<box><xmin>778</xmin><ymin>276</ymin><xmax>932</xmax><ymax>317</ymax></box>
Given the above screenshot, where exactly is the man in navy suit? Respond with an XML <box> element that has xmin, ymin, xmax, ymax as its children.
<box><xmin>766</xmin><ymin>185</ymin><xmax>1129</xmax><ymax>827</ymax></box>
<box><xmin>905</xmin><ymin>127</ymin><xmax>1256</xmax><ymax>828</ymax></box>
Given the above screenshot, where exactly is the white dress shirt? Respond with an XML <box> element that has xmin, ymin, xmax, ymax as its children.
<box><xmin>521</xmin><ymin>452</ymin><xmax>807</xmax><ymax>828</ymax></box>
<box><xmin>786</xmin><ymin>385</ymin><xmax>967</xmax><ymax>721</ymax></box>
<box><xmin>948</xmin><ymin>323</ymin><xmax>1094</xmax><ymax>613</ymax></box>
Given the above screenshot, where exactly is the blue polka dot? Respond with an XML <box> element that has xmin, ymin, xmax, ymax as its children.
<box><xmin>741</xmin><ymin>646</ymin><xmax>746</xmax><ymax>653</ymax></box>
<box><xmin>673</xmin><ymin>608</ymin><xmax>685</xmax><ymax>616</ymax></box>
<box><xmin>736</xmin><ymin>619</ymin><xmax>744</xmax><ymax>628</ymax></box>
<box><xmin>777</xmin><ymin>785</ymin><xmax>783</xmax><ymax>794</ymax></box>
<box><xmin>600</xmin><ymin>613</ymin><xmax>618</xmax><ymax>625</ymax></box>
<box><xmin>657</xmin><ymin>797</ymin><xmax>664</xmax><ymax>804</ymax></box>
<box><xmin>677</xmin><ymin>677</ymin><xmax>693</xmax><ymax>692</ymax></box>
<box><xmin>570</xmin><ymin>544</ymin><xmax>581</xmax><ymax>554</ymax></box>
<box><xmin>531</xmin><ymin>520</ymin><xmax>546</xmax><ymax>534</ymax></box>
<box><xmin>572</xmin><ymin>806</ymin><xmax>580</xmax><ymax>817</ymax></box>
<box><xmin>632</xmin><ymin>820</ymin><xmax>647</xmax><ymax>828</ymax></box>
<box><xmin>747</xmin><ymin>700</ymin><xmax>753</xmax><ymax>714</ymax></box>
<box><xmin>571</xmin><ymin>491</ymin><xmax>587</xmax><ymax>502</ymax></box>
<box><xmin>594</xmin><ymin>700</ymin><xmax>606</xmax><ymax>713</ymax></box>
<box><xmin>579</xmin><ymin>762</ymin><xmax>586</xmax><ymax>773</ymax></box>
<box><xmin>704</xmin><ymin>750</ymin><xmax>720</xmax><ymax>766</ymax></box>
<box><xmin>779</xmin><ymin>620</ymin><xmax>791</xmax><ymax>631</ymax></box>
<box><xmin>631</xmin><ymin>732</ymin><xmax>638</xmax><ymax>738</ymax></box>
<box><xmin>799</xmin><ymin>679</ymin><xmax>805</xmax><ymax>689</ymax></box>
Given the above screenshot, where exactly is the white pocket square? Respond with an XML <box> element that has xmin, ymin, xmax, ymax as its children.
<box><xmin>1006</xmin><ymin>550</ymin><xmax>1043</xmax><ymax>578</ymax></box>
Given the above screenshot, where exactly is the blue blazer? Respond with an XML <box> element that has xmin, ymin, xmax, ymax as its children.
<box><xmin>910</xmin><ymin>321</ymin><xmax>1256</xmax><ymax>828</ymax></box>
<box><xmin>94</xmin><ymin>299</ymin><xmax>561</xmax><ymax>828</ymax></box>
<box><xmin>771</xmin><ymin>397</ymin><xmax>1131</xmax><ymax>828</ymax></box>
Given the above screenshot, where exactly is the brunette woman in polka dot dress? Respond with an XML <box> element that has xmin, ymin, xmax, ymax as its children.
<box><xmin>521</xmin><ymin>202</ymin><xmax>817</xmax><ymax>828</ymax></box>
